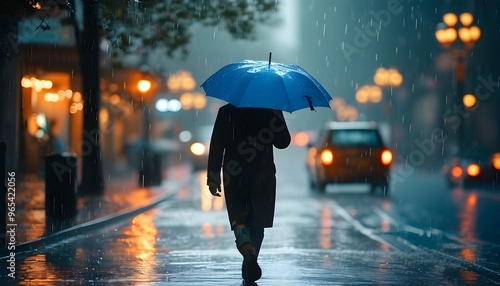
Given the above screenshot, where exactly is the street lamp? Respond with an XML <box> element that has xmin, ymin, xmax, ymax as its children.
<box><xmin>136</xmin><ymin>77</ymin><xmax>162</xmax><ymax>187</ymax></box>
<box><xmin>137</xmin><ymin>79</ymin><xmax>152</xmax><ymax>142</ymax></box>
<box><xmin>435</xmin><ymin>12</ymin><xmax>481</xmax><ymax>154</ymax></box>
<box><xmin>137</xmin><ymin>79</ymin><xmax>152</xmax><ymax>96</ymax></box>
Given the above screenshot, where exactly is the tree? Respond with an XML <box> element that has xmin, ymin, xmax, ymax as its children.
<box><xmin>66</xmin><ymin>0</ymin><xmax>279</xmax><ymax>194</ymax></box>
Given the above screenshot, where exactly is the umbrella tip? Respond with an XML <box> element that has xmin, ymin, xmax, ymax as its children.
<box><xmin>268</xmin><ymin>52</ymin><xmax>272</xmax><ymax>66</ymax></box>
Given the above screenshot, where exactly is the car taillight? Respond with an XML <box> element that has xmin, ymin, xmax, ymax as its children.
<box><xmin>493</xmin><ymin>153</ymin><xmax>500</xmax><ymax>170</ymax></box>
<box><xmin>466</xmin><ymin>164</ymin><xmax>480</xmax><ymax>177</ymax></box>
<box><xmin>381</xmin><ymin>150</ymin><xmax>392</xmax><ymax>165</ymax></box>
<box><xmin>451</xmin><ymin>166</ymin><xmax>463</xmax><ymax>178</ymax></box>
<box><xmin>320</xmin><ymin>149</ymin><xmax>333</xmax><ymax>165</ymax></box>
<box><xmin>190</xmin><ymin>142</ymin><xmax>206</xmax><ymax>156</ymax></box>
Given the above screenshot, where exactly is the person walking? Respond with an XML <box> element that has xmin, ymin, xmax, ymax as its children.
<box><xmin>207</xmin><ymin>103</ymin><xmax>291</xmax><ymax>284</ymax></box>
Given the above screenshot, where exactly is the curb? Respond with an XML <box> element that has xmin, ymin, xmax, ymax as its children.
<box><xmin>1</xmin><ymin>179</ymin><xmax>189</xmax><ymax>259</ymax></box>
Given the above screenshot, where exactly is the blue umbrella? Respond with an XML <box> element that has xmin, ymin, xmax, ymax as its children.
<box><xmin>201</xmin><ymin>53</ymin><xmax>332</xmax><ymax>113</ymax></box>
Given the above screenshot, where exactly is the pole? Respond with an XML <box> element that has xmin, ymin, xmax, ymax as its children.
<box><xmin>454</xmin><ymin>52</ymin><xmax>467</xmax><ymax>155</ymax></box>
<box><xmin>138</xmin><ymin>100</ymin><xmax>161</xmax><ymax>187</ymax></box>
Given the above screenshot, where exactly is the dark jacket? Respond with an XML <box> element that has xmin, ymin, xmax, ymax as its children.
<box><xmin>207</xmin><ymin>104</ymin><xmax>291</xmax><ymax>186</ymax></box>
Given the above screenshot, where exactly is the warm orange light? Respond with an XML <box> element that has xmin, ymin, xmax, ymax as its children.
<box><xmin>451</xmin><ymin>166</ymin><xmax>463</xmax><ymax>178</ymax></box>
<box><xmin>459</xmin><ymin>12</ymin><xmax>474</xmax><ymax>27</ymax></box>
<box><xmin>435</xmin><ymin>29</ymin><xmax>447</xmax><ymax>44</ymax></box>
<box><xmin>180</xmin><ymin>92</ymin><xmax>193</xmax><ymax>110</ymax></box>
<box><xmin>137</xmin><ymin>79</ymin><xmax>152</xmax><ymax>93</ymax></box>
<box><xmin>368</xmin><ymin>85</ymin><xmax>383</xmax><ymax>103</ymax></box>
<box><xmin>381</xmin><ymin>150</ymin><xmax>393</xmax><ymax>165</ymax></box>
<box><xmin>192</xmin><ymin>92</ymin><xmax>207</xmax><ymax>110</ymax></box>
<box><xmin>389</xmin><ymin>72</ymin><xmax>403</xmax><ymax>87</ymax></box>
<box><xmin>355</xmin><ymin>88</ymin><xmax>369</xmax><ymax>104</ymax></box>
<box><xmin>190</xmin><ymin>142</ymin><xmax>206</xmax><ymax>156</ymax></box>
<box><xmin>443</xmin><ymin>13</ymin><xmax>458</xmax><ymax>27</ymax></box>
<box><xmin>320</xmin><ymin>149</ymin><xmax>334</xmax><ymax>165</ymax></box>
<box><xmin>466</xmin><ymin>193</ymin><xmax>477</xmax><ymax>207</ymax></box>
<box><xmin>445</xmin><ymin>27</ymin><xmax>457</xmax><ymax>43</ymax></box>
<box><xmin>167</xmin><ymin>70</ymin><xmax>196</xmax><ymax>92</ymax></box>
<box><xmin>458</xmin><ymin>27</ymin><xmax>472</xmax><ymax>43</ymax></box>
<box><xmin>293</xmin><ymin>132</ymin><xmax>309</xmax><ymax>147</ymax></box>
<box><xmin>309</xmin><ymin>147</ymin><xmax>317</xmax><ymax>157</ymax></box>
<box><xmin>463</xmin><ymin>94</ymin><xmax>477</xmax><ymax>108</ymax></box>
<box><xmin>373</xmin><ymin>67</ymin><xmax>388</xmax><ymax>85</ymax></box>
<box><xmin>466</xmin><ymin>164</ymin><xmax>480</xmax><ymax>177</ymax></box>
<box><xmin>469</xmin><ymin>26</ymin><xmax>481</xmax><ymax>41</ymax></box>
<box><xmin>492</xmin><ymin>153</ymin><xmax>500</xmax><ymax>170</ymax></box>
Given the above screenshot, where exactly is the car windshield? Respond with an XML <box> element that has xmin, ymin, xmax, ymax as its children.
<box><xmin>330</xmin><ymin>129</ymin><xmax>381</xmax><ymax>147</ymax></box>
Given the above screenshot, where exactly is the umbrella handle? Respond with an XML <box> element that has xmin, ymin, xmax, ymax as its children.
<box><xmin>268</xmin><ymin>52</ymin><xmax>272</xmax><ymax>67</ymax></box>
<box><xmin>305</xmin><ymin>95</ymin><xmax>315</xmax><ymax>111</ymax></box>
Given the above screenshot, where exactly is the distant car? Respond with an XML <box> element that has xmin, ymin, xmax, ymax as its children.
<box><xmin>442</xmin><ymin>153</ymin><xmax>500</xmax><ymax>189</ymax></box>
<box><xmin>305</xmin><ymin>121</ymin><xmax>393</xmax><ymax>194</ymax></box>
<box><xmin>187</xmin><ymin>125</ymin><xmax>214</xmax><ymax>171</ymax></box>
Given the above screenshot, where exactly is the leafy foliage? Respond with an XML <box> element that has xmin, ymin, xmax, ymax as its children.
<box><xmin>98</xmin><ymin>0</ymin><xmax>278</xmax><ymax>59</ymax></box>
<box><xmin>1</xmin><ymin>0</ymin><xmax>67</xmax><ymax>17</ymax></box>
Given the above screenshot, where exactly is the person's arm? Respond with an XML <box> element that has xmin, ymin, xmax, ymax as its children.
<box><xmin>207</xmin><ymin>109</ymin><xmax>227</xmax><ymax>196</ymax></box>
<box><xmin>270</xmin><ymin>110</ymin><xmax>291</xmax><ymax>149</ymax></box>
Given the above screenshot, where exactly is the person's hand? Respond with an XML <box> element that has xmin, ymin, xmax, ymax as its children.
<box><xmin>208</xmin><ymin>183</ymin><xmax>222</xmax><ymax>197</ymax></box>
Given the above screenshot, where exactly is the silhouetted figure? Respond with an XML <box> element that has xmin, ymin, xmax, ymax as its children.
<box><xmin>207</xmin><ymin>104</ymin><xmax>291</xmax><ymax>284</ymax></box>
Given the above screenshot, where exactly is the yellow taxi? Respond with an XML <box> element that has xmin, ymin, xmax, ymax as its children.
<box><xmin>306</xmin><ymin>122</ymin><xmax>392</xmax><ymax>194</ymax></box>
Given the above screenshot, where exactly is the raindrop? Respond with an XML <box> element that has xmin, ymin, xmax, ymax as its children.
<box><xmin>213</xmin><ymin>25</ymin><xmax>219</xmax><ymax>39</ymax></box>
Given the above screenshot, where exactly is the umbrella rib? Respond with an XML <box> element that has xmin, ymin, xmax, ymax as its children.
<box><xmin>280</xmin><ymin>77</ymin><xmax>293</xmax><ymax>112</ymax></box>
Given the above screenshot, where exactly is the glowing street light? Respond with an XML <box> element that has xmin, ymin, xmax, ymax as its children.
<box><xmin>462</xmin><ymin>93</ymin><xmax>477</xmax><ymax>109</ymax></box>
<box><xmin>136</xmin><ymin>75</ymin><xmax>161</xmax><ymax>187</ymax></box>
<box><xmin>373</xmin><ymin>67</ymin><xmax>403</xmax><ymax>87</ymax></box>
<box><xmin>436</xmin><ymin>12</ymin><xmax>481</xmax><ymax>153</ymax></box>
<box><xmin>137</xmin><ymin>79</ymin><xmax>152</xmax><ymax>93</ymax></box>
<box><xmin>355</xmin><ymin>85</ymin><xmax>383</xmax><ymax>104</ymax></box>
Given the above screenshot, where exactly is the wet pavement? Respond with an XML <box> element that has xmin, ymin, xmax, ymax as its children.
<box><xmin>2</xmin><ymin>146</ymin><xmax>500</xmax><ymax>285</ymax></box>
<box><xmin>1</xmin><ymin>159</ymin><xmax>191</xmax><ymax>256</ymax></box>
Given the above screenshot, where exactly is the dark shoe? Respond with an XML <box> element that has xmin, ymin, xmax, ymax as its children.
<box><xmin>243</xmin><ymin>252</ymin><xmax>261</xmax><ymax>282</ymax></box>
<box><xmin>242</xmin><ymin>278</ymin><xmax>258</xmax><ymax>286</ymax></box>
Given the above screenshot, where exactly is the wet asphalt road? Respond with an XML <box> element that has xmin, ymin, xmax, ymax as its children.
<box><xmin>6</xmin><ymin>146</ymin><xmax>500</xmax><ymax>285</ymax></box>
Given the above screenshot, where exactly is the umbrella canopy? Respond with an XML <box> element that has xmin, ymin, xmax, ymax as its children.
<box><xmin>201</xmin><ymin>56</ymin><xmax>332</xmax><ymax>113</ymax></box>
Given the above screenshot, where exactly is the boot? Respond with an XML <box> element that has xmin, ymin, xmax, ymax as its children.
<box><xmin>239</xmin><ymin>243</ymin><xmax>261</xmax><ymax>283</ymax></box>
<box><xmin>234</xmin><ymin>224</ymin><xmax>262</xmax><ymax>282</ymax></box>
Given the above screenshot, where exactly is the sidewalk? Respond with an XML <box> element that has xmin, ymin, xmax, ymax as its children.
<box><xmin>2</xmin><ymin>161</ymin><xmax>191</xmax><ymax>257</ymax></box>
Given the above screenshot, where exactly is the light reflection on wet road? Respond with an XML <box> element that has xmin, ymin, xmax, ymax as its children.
<box><xmin>7</xmin><ymin>146</ymin><xmax>500</xmax><ymax>285</ymax></box>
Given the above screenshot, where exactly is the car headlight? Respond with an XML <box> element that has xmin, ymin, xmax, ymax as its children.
<box><xmin>320</xmin><ymin>149</ymin><xmax>334</xmax><ymax>165</ymax></box>
<box><xmin>190</xmin><ymin>142</ymin><xmax>206</xmax><ymax>156</ymax></box>
<box><xmin>381</xmin><ymin>150</ymin><xmax>392</xmax><ymax>165</ymax></box>
<box><xmin>466</xmin><ymin>164</ymin><xmax>480</xmax><ymax>177</ymax></box>
<box><xmin>451</xmin><ymin>165</ymin><xmax>463</xmax><ymax>178</ymax></box>
<box><xmin>492</xmin><ymin>153</ymin><xmax>500</xmax><ymax>170</ymax></box>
